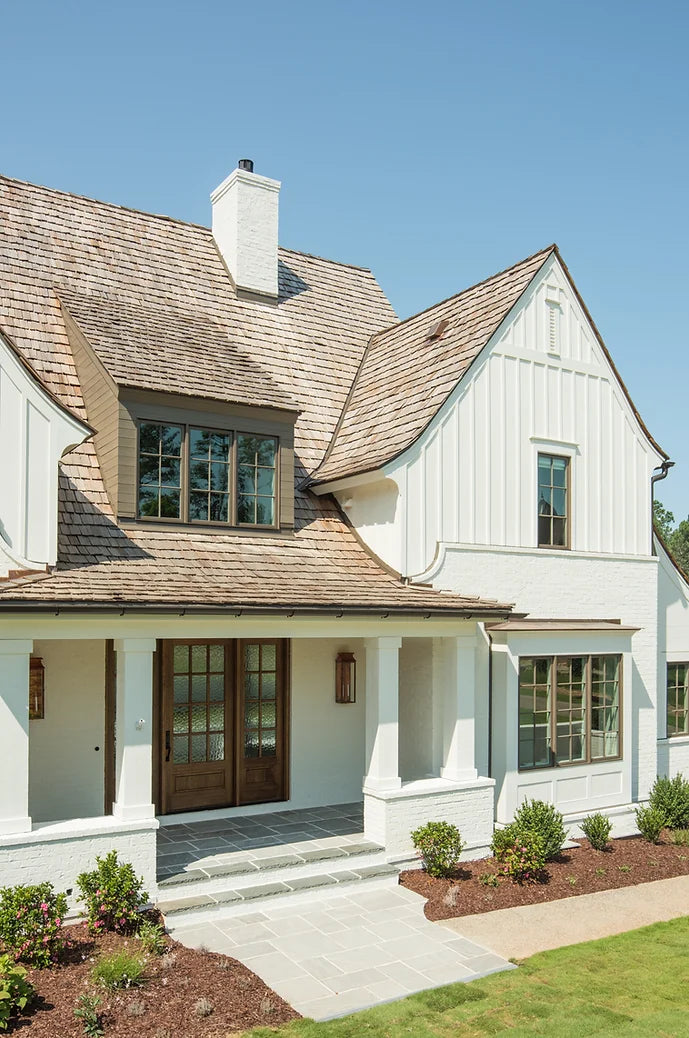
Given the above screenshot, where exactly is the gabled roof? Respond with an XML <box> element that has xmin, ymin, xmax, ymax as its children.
<box><xmin>310</xmin><ymin>246</ymin><xmax>556</xmax><ymax>485</ymax></box>
<box><xmin>0</xmin><ymin>173</ymin><xmax>511</xmax><ymax>616</ymax></box>
<box><xmin>311</xmin><ymin>243</ymin><xmax>667</xmax><ymax>486</ymax></box>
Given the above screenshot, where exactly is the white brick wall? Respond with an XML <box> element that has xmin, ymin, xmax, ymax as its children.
<box><xmin>0</xmin><ymin>820</ymin><xmax>158</xmax><ymax>902</ymax></box>
<box><xmin>364</xmin><ymin>777</ymin><xmax>495</xmax><ymax>858</ymax></box>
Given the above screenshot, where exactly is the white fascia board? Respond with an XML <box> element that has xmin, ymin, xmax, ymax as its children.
<box><xmin>309</xmin><ymin>468</ymin><xmax>386</xmax><ymax>496</ymax></box>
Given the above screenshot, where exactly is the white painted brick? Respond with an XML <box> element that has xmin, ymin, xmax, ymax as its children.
<box><xmin>364</xmin><ymin>779</ymin><xmax>494</xmax><ymax>857</ymax></box>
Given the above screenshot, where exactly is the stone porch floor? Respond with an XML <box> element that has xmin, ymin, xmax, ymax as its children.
<box><xmin>157</xmin><ymin>802</ymin><xmax>365</xmax><ymax>881</ymax></box>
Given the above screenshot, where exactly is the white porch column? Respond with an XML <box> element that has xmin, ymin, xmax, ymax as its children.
<box><xmin>440</xmin><ymin>634</ymin><xmax>478</xmax><ymax>782</ymax></box>
<box><xmin>0</xmin><ymin>640</ymin><xmax>33</xmax><ymax>834</ymax></box>
<box><xmin>113</xmin><ymin>639</ymin><xmax>156</xmax><ymax>822</ymax></box>
<box><xmin>363</xmin><ymin>636</ymin><xmax>402</xmax><ymax>792</ymax></box>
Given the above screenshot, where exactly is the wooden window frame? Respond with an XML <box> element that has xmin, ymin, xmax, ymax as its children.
<box><xmin>667</xmin><ymin>662</ymin><xmax>689</xmax><ymax>737</ymax></box>
<box><xmin>135</xmin><ymin>419</ymin><xmax>279</xmax><ymax>530</ymax></box>
<box><xmin>236</xmin><ymin>432</ymin><xmax>280</xmax><ymax>531</ymax></box>
<box><xmin>537</xmin><ymin>452</ymin><xmax>571</xmax><ymax>550</ymax></box>
<box><xmin>518</xmin><ymin>653</ymin><xmax>623</xmax><ymax>771</ymax></box>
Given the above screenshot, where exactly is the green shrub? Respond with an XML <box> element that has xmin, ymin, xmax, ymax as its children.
<box><xmin>580</xmin><ymin>812</ymin><xmax>613</xmax><ymax>851</ymax></box>
<box><xmin>137</xmin><ymin>918</ymin><xmax>167</xmax><ymax>956</ymax></box>
<box><xmin>74</xmin><ymin>994</ymin><xmax>104</xmax><ymax>1037</ymax></box>
<box><xmin>490</xmin><ymin>825</ymin><xmax>517</xmax><ymax>860</ymax></box>
<box><xmin>91</xmin><ymin>950</ymin><xmax>146</xmax><ymax>990</ymax></box>
<box><xmin>635</xmin><ymin>805</ymin><xmax>665</xmax><ymax>843</ymax></box>
<box><xmin>411</xmin><ymin>821</ymin><xmax>464</xmax><ymax>878</ymax></box>
<box><xmin>649</xmin><ymin>774</ymin><xmax>689</xmax><ymax>830</ymax></box>
<box><xmin>0</xmin><ymin>954</ymin><xmax>34</xmax><ymax>1030</ymax></box>
<box><xmin>77</xmin><ymin>851</ymin><xmax>148</xmax><ymax>934</ymax></box>
<box><xmin>512</xmin><ymin>799</ymin><xmax>567</xmax><ymax>860</ymax></box>
<box><xmin>0</xmin><ymin>882</ymin><xmax>68</xmax><ymax>967</ymax></box>
<box><xmin>671</xmin><ymin>828</ymin><xmax>689</xmax><ymax>847</ymax></box>
<box><xmin>498</xmin><ymin>832</ymin><xmax>547</xmax><ymax>884</ymax></box>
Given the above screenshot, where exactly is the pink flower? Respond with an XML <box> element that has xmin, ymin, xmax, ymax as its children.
<box><xmin>55</xmin><ymin>918</ymin><xmax>61</xmax><ymax>926</ymax></box>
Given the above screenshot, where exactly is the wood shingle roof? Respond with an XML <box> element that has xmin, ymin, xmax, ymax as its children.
<box><xmin>0</xmin><ymin>174</ymin><xmax>511</xmax><ymax>616</ymax></box>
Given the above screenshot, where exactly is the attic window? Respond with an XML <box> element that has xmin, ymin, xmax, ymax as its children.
<box><xmin>428</xmin><ymin>318</ymin><xmax>449</xmax><ymax>341</ymax></box>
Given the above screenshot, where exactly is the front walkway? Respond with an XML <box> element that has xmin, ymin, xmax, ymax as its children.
<box><xmin>439</xmin><ymin>874</ymin><xmax>689</xmax><ymax>960</ymax></box>
<box><xmin>157</xmin><ymin>803</ymin><xmax>364</xmax><ymax>880</ymax></box>
<box><xmin>169</xmin><ymin>883</ymin><xmax>512</xmax><ymax>1020</ymax></box>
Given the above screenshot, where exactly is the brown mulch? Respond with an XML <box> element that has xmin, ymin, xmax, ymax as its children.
<box><xmin>401</xmin><ymin>834</ymin><xmax>689</xmax><ymax>922</ymax></box>
<box><xmin>11</xmin><ymin>914</ymin><xmax>299</xmax><ymax>1036</ymax></box>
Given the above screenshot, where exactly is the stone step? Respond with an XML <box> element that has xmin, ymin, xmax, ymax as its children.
<box><xmin>157</xmin><ymin>839</ymin><xmax>383</xmax><ymax>896</ymax></box>
<box><xmin>157</xmin><ymin>862</ymin><xmax>400</xmax><ymax>926</ymax></box>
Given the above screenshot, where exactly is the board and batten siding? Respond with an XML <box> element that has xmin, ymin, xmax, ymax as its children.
<box><xmin>0</xmin><ymin>331</ymin><xmax>89</xmax><ymax>575</ymax></box>
<box><xmin>341</xmin><ymin>255</ymin><xmax>664</xmax><ymax>577</ymax></box>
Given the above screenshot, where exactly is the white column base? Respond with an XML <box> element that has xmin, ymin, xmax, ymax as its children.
<box><xmin>0</xmin><ymin>816</ymin><xmax>32</xmax><ymax>836</ymax></box>
<box><xmin>112</xmin><ymin>802</ymin><xmax>156</xmax><ymax>823</ymax></box>
<box><xmin>363</xmin><ymin>775</ymin><xmax>402</xmax><ymax>793</ymax></box>
<box><xmin>440</xmin><ymin>765</ymin><xmax>478</xmax><ymax>783</ymax></box>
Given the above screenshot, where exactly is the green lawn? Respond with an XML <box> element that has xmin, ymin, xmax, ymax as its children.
<box><xmin>242</xmin><ymin>918</ymin><xmax>689</xmax><ymax>1037</ymax></box>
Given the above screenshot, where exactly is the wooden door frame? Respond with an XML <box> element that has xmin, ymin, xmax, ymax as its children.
<box><xmin>155</xmin><ymin>637</ymin><xmax>291</xmax><ymax>815</ymax></box>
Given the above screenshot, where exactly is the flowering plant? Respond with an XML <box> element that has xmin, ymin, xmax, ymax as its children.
<box><xmin>497</xmin><ymin>832</ymin><xmax>547</xmax><ymax>884</ymax></box>
<box><xmin>77</xmin><ymin>851</ymin><xmax>148</xmax><ymax>935</ymax></box>
<box><xmin>0</xmin><ymin>882</ymin><xmax>68</xmax><ymax>967</ymax></box>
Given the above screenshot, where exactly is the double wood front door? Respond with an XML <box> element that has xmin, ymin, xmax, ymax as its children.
<box><xmin>160</xmin><ymin>639</ymin><xmax>288</xmax><ymax>814</ymax></box>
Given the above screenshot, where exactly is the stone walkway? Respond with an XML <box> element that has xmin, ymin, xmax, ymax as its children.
<box><xmin>169</xmin><ymin>881</ymin><xmax>512</xmax><ymax>1020</ymax></box>
<box><xmin>439</xmin><ymin>874</ymin><xmax>689</xmax><ymax>960</ymax></box>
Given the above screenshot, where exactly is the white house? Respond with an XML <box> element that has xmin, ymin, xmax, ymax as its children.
<box><xmin>0</xmin><ymin>161</ymin><xmax>686</xmax><ymax>902</ymax></box>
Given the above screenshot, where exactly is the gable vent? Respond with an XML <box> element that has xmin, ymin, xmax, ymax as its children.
<box><xmin>428</xmin><ymin>318</ymin><xmax>449</xmax><ymax>341</ymax></box>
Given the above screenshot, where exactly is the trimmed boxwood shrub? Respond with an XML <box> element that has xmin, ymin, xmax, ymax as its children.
<box><xmin>580</xmin><ymin>812</ymin><xmax>613</xmax><ymax>851</ymax></box>
<box><xmin>411</xmin><ymin>821</ymin><xmax>464</xmax><ymax>878</ymax></box>
<box><xmin>511</xmin><ymin>799</ymin><xmax>567</xmax><ymax>861</ymax></box>
<box><xmin>649</xmin><ymin>774</ymin><xmax>689</xmax><ymax>830</ymax></box>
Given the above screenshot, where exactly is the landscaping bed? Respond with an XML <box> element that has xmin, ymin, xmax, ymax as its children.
<box><xmin>11</xmin><ymin>916</ymin><xmax>299</xmax><ymax>1036</ymax></box>
<box><xmin>400</xmin><ymin>833</ymin><xmax>689</xmax><ymax>921</ymax></box>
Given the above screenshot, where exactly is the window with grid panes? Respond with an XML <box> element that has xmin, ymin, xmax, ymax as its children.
<box><xmin>171</xmin><ymin>643</ymin><xmax>226</xmax><ymax>764</ymax></box>
<box><xmin>519</xmin><ymin>654</ymin><xmax>621</xmax><ymax>769</ymax></box>
<box><xmin>237</xmin><ymin>435</ymin><xmax>277</xmax><ymax>526</ymax></box>
<box><xmin>667</xmin><ymin>663</ymin><xmax>689</xmax><ymax>737</ymax></box>
<box><xmin>243</xmin><ymin>643</ymin><xmax>278</xmax><ymax>758</ymax></box>
<box><xmin>538</xmin><ymin>454</ymin><xmax>569</xmax><ymax>548</ymax></box>
<box><xmin>136</xmin><ymin>422</ymin><xmax>278</xmax><ymax>527</ymax></box>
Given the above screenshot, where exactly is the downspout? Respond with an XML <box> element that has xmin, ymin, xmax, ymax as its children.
<box><xmin>486</xmin><ymin>626</ymin><xmax>494</xmax><ymax>779</ymax></box>
<box><xmin>651</xmin><ymin>460</ymin><xmax>675</xmax><ymax>553</ymax></box>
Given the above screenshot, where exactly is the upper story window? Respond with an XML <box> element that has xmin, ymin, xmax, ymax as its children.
<box><xmin>519</xmin><ymin>654</ymin><xmax>621</xmax><ymax>770</ymax></box>
<box><xmin>538</xmin><ymin>453</ymin><xmax>569</xmax><ymax>549</ymax></box>
<box><xmin>667</xmin><ymin>663</ymin><xmax>689</xmax><ymax>737</ymax></box>
<box><xmin>137</xmin><ymin>421</ymin><xmax>278</xmax><ymax>528</ymax></box>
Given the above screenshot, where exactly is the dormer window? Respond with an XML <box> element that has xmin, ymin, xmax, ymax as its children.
<box><xmin>137</xmin><ymin>421</ymin><xmax>278</xmax><ymax>527</ymax></box>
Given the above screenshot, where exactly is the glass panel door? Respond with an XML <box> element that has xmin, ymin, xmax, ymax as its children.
<box><xmin>162</xmin><ymin>641</ymin><xmax>234</xmax><ymax>813</ymax></box>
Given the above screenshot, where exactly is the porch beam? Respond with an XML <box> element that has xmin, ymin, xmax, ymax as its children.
<box><xmin>0</xmin><ymin>639</ymin><xmax>33</xmax><ymax>834</ymax></box>
<box><xmin>440</xmin><ymin>634</ymin><xmax>479</xmax><ymax>782</ymax></box>
<box><xmin>363</xmin><ymin>636</ymin><xmax>402</xmax><ymax>792</ymax></box>
<box><xmin>112</xmin><ymin>638</ymin><xmax>156</xmax><ymax>822</ymax></box>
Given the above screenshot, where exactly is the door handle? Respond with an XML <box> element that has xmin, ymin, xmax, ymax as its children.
<box><xmin>165</xmin><ymin>730</ymin><xmax>171</xmax><ymax>762</ymax></box>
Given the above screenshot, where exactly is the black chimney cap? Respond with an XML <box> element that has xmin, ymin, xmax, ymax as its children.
<box><xmin>238</xmin><ymin>159</ymin><xmax>254</xmax><ymax>173</ymax></box>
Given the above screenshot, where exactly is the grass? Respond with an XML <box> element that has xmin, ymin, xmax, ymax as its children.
<box><xmin>241</xmin><ymin>917</ymin><xmax>689</xmax><ymax>1037</ymax></box>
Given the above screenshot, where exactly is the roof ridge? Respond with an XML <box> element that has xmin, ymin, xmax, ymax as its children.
<box><xmin>371</xmin><ymin>243</ymin><xmax>557</xmax><ymax>341</ymax></box>
<box><xmin>0</xmin><ymin>172</ymin><xmax>211</xmax><ymax>231</ymax></box>
<box><xmin>278</xmin><ymin>245</ymin><xmax>372</xmax><ymax>273</ymax></box>
<box><xmin>1</xmin><ymin>174</ymin><xmax>378</xmax><ymax>277</ymax></box>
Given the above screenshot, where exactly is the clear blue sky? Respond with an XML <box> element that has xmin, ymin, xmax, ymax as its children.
<box><xmin>4</xmin><ymin>0</ymin><xmax>688</xmax><ymax>518</ymax></box>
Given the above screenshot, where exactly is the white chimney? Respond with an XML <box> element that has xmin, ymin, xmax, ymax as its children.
<box><xmin>211</xmin><ymin>159</ymin><xmax>281</xmax><ymax>301</ymax></box>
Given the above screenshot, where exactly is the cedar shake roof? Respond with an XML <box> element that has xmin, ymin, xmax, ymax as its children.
<box><xmin>0</xmin><ymin>174</ymin><xmax>510</xmax><ymax>615</ymax></box>
<box><xmin>311</xmin><ymin>246</ymin><xmax>556</xmax><ymax>485</ymax></box>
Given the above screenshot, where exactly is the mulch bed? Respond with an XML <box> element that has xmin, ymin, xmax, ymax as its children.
<box><xmin>400</xmin><ymin>834</ymin><xmax>689</xmax><ymax>921</ymax></box>
<box><xmin>10</xmin><ymin>913</ymin><xmax>299</xmax><ymax>1036</ymax></box>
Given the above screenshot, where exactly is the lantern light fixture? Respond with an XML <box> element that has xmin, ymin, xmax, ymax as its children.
<box><xmin>335</xmin><ymin>651</ymin><xmax>356</xmax><ymax>704</ymax></box>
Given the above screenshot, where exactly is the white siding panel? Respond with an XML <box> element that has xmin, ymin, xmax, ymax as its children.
<box><xmin>378</xmin><ymin>255</ymin><xmax>661</xmax><ymax>575</ymax></box>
